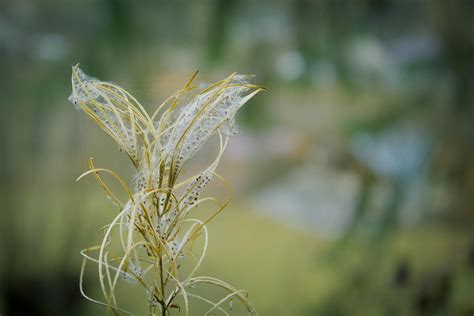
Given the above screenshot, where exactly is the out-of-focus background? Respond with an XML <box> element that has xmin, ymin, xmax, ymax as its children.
<box><xmin>1</xmin><ymin>1</ymin><xmax>473</xmax><ymax>315</ymax></box>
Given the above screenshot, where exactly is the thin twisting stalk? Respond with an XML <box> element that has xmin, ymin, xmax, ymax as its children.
<box><xmin>68</xmin><ymin>64</ymin><xmax>263</xmax><ymax>315</ymax></box>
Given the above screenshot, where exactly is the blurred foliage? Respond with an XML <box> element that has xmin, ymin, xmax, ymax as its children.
<box><xmin>0</xmin><ymin>0</ymin><xmax>473</xmax><ymax>315</ymax></box>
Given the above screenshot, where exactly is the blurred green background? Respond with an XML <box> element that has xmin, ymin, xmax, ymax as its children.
<box><xmin>1</xmin><ymin>1</ymin><xmax>473</xmax><ymax>315</ymax></box>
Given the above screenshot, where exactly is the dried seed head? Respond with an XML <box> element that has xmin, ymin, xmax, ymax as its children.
<box><xmin>69</xmin><ymin>65</ymin><xmax>140</xmax><ymax>162</ymax></box>
<box><xmin>71</xmin><ymin>66</ymin><xmax>261</xmax><ymax>315</ymax></box>
<box><xmin>160</xmin><ymin>73</ymin><xmax>260</xmax><ymax>167</ymax></box>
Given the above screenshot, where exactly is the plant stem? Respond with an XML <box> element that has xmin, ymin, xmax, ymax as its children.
<box><xmin>159</xmin><ymin>251</ymin><xmax>167</xmax><ymax>316</ymax></box>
